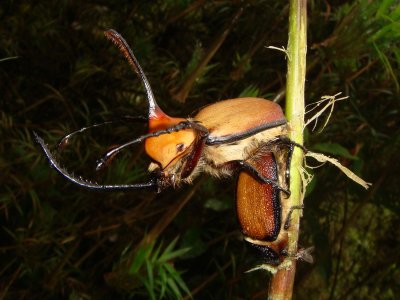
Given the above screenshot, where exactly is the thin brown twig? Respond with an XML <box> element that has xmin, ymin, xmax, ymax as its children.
<box><xmin>0</xmin><ymin>265</ymin><xmax>22</xmax><ymax>300</ymax></box>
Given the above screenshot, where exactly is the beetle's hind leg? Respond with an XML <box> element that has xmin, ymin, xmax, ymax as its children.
<box><xmin>226</xmin><ymin>160</ymin><xmax>290</xmax><ymax>196</ymax></box>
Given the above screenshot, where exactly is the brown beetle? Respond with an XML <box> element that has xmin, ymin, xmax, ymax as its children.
<box><xmin>34</xmin><ymin>29</ymin><xmax>303</xmax><ymax>265</ymax></box>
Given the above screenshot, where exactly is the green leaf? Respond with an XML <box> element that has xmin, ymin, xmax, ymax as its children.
<box><xmin>164</xmin><ymin>263</ymin><xmax>191</xmax><ymax>298</ymax></box>
<box><xmin>373</xmin><ymin>42</ymin><xmax>400</xmax><ymax>91</ymax></box>
<box><xmin>158</xmin><ymin>267</ymin><xmax>167</xmax><ymax>299</ymax></box>
<box><xmin>238</xmin><ymin>85</ymin><xmax>260</xmax><ymax>98</ymax></box>
<box><xmin>158</xmin><ymin>246</ymin><xmax>191</xmax><ymax>263</ymax></box>
<box><xmin>376</xmin><ymin>0</ymin><xmax>394</xmax><ymax>18</ymax></box>
<box><xmin>145</xmin><ymin>260</ymin><xmax>155</xmax><ymax>293</ymax></box>
<box><xmin>129</xmin><ymin>243</ymin><xmax>153</xmax><ymax>274</ymax></box>
<box><xmin>166</xmin><ymin>276</ymin><xmax>181</xmax><ymax>299</ymax></box>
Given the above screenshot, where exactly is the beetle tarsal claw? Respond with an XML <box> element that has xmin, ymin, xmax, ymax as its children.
<box><xmin>153</xmin><ymin>172</ymin><xmax>175</xmax><ymax>192</ymax></box>
<box><xmin>279</xmin><ymin>186</ymin><xmax>291</xmax><ymax>197</ymax></box>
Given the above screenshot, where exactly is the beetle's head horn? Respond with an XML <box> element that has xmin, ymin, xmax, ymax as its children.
<box><xmin>104</xmin><ymin>29</ymin><xmax>164</xmax><ymax>120</ymax></box>
<box><xmin>145</xmin><ymin>107</ymin><xmax>197</xmax><ymax>171</ymax></box>
<box><xmin>104</xmin><ymin>29</ymin><xmax>197</xmax><ymax>170</ymax></box>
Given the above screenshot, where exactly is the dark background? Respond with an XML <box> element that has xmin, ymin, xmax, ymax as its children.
<box><xmin>1</xmin><ymin>1</ymin><xmax>399</xmax><ymax>299</ymax></box>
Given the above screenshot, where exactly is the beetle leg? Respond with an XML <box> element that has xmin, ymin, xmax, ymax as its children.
<box><xmin>272</xmin><ymin>136</ymin><xmax>308</xmax><ymax>153</ymax></box>
<box><xmin>34</xmin><ymin>131</ymin><xmax>158</xmax><ymax>190</ymax></box>
<box><xmin>228</xmin><ymin>160</ymin><xmax>290</xmax><ymax>196</ymax></box>
<box><xmin>57</xmin><ymin>116</ymin><xmax>147</xmax><ymax>149</ymax></box>
<box><xmin>176</xmin><ymin>121</ymin><xmax>209</xmax><ymax>137</ymax></box>
<box><xmin>283</xmin><ymin>205</ymin><xmax>304</xmax><ymax>230</ymax></box>
<box><xmin>180</xmin><ymin>138</ymin><xmax>206</xmax><ymax>179</ymax></box>
<box><xmin>285</xmin><ymin>142</ymin><xmax>294</xmax><ymax>190</ymax></box>
<box><xmin>280</xmin><ymin>246</ymin><xmax>314</xmax><ymax>264</ymax></box>
<box><xmin>95</xmin><ymin>121</ymin><xmax>209</xmax><ymax>170</ymax></box>
<box><xmin>244</xmin><ymin>239</ymin><xmax>282</xmax><ymax>266</ymax></box>
<box><xmin>268</xmin><ymin>136</ymin><xmax>308</xmax><ymax>190</ymax></box>
<box><xmin>278</xmin><ymin>249</ymin><xmax>291</xmax><ymax>262</ymax></box>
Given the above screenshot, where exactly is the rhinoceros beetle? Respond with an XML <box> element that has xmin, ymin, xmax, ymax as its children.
<box><xmin>35</xmin><ymin>29</ymin><xmax>306</xmax><ymax>266</ymax></box>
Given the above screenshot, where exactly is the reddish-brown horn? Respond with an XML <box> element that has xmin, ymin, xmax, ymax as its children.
<box><xmin>104</xmin><ymin>29</ymin><xmax>171</xmax><ymax>125</ymax></box>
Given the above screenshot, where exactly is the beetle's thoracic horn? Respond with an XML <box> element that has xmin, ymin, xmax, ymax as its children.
<box><xmin>104</xmin><ymin>29</ymin><xmax>170</xmax><ymax>125</ymax></box>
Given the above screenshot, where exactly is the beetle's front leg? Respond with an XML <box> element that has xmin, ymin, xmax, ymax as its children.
<box><xmin>270</xmin><ymin>136</ymin><xmax>308</xmax><ymax>190</ymax></box>
<box><xmin>224</xmin><ymin>160</ymin><xmax>290</xmax><ymax>196</ymax></box>
<box><xmin>175</xmin><ymin>120</ymin><xmax>209</xmax><ymax>137</ymax></box>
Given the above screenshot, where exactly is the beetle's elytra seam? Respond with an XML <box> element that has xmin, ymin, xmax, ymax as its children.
<box><xmin>206</xmin><ymin>119</ymin><xmax>287</xmax><ymax>145</ymax></box>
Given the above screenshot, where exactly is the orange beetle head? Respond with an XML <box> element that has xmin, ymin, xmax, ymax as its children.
<box><xmin>103</xmin><ymin>29</ymin><xmax>200</xmax><ymax>185</ymax></box>
<box><xmin>145</xmin><ymin>106</ymin><xmax>197</xmax><ymax>169</ymax></box>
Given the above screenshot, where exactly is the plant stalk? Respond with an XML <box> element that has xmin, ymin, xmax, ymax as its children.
<box><xmin>268</xmin><ymin>0</ymin><xmax>307</xmax><ymax>299</ymax></box>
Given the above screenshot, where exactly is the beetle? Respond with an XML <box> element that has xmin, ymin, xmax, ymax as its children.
<box><xmin>34</xmin><ymin>29</ymin><xmax>305</xmax><ymax>266</ymax></box>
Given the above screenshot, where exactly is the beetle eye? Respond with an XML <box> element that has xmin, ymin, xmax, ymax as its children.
<box><xmin>176</xmin><ymin>143</ymin><xmax>186</xmax><ymax>152</ymax></box>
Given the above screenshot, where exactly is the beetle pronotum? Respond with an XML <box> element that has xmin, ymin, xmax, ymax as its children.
<box><xmin>35</xmin><ymin>29</ymin><xmax>306</xmax><ymax>266</ymax></box>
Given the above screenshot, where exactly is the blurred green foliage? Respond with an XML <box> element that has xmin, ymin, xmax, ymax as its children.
<box><xmin>1</xmin><ymin>0</ymin><xmax>399</xmax><ymax>299</ymax></box>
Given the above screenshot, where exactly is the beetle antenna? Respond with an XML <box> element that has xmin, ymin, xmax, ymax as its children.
<box><xmin>57</xmin><ymin>116</ymin><xmax>147</xmax><ymax>149</ymax></box>
<box><xmin>34</xmin><ymin>131</ymin><xmax>157</xmax><ymax>190</ymax></box>
<box><xmin>96</xmin><ymin>121</ymin><xmax>208</xmax><ymax>170</ymax></box>
<box><xmin>104</xmin><ymin>29</ymin><xmax>163</xmax><ymax>119</ymax></box>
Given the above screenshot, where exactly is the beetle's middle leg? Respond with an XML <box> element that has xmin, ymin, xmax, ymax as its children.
<box><xmin>224</xmin><ymin>160</ymin><xmax>290</xmax><ymax>196</ymax></box>
<box><xmin>283</xmin><ymin>205</ymin><xmax>304</xmax><ymax>230</ymax></box>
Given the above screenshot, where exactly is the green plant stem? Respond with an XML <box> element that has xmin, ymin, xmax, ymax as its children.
<box><xmin>268</xmin><ymin>0</ymin><xmax>307</xmax><ymax>299</ymax></box>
